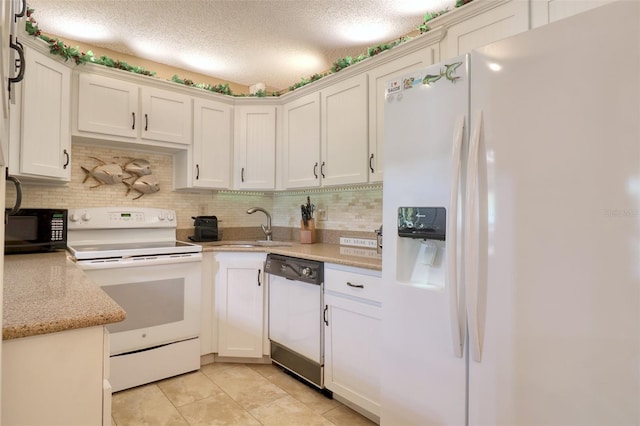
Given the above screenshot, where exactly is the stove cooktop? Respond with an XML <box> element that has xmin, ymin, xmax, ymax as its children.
<box><xmin>68</xmin><ymin>240</ymin><xmax>201</xmax><ymax>261</ymax></box>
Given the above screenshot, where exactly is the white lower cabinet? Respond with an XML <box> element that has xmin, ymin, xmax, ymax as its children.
<box><xmin>324</xmin><ymin>264</ymin><xmax>382</xmax><ymax>418</ymax></box>
<box><xmin>200</xmin><ymin>252</ymin><xmax>216</xmax><ymax>355</ymax></box>
<box><xmin>1</xmin><ymin>325</ymin><xmax>110</xmax><ymax>425</ymax></box>
<box><xmin>215</xmin><ymin>252</ymin><xmax>266</xmax><ymax>358</ymax></box>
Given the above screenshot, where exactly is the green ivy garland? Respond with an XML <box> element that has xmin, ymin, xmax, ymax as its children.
<box><xmin>25</xmin><ymin>0</ymin><xmax>473</xmax><ymax>96</ymax></box>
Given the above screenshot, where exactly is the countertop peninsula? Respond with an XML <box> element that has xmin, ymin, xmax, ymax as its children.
<box><xmin>3</xmin><ymin>251</ymin><xmax>126</xmax><ymax>340</ymax></box>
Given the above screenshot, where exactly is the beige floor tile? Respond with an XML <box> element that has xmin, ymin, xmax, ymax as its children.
<box><xmin>247</xmin><ymin>362</ymin><xmax>283</xmax><ymax>379</ymax></box>
<box><xmin>157</xmin><ymin>371</ymin><xmax>224</xmax><ymax>407</ymax></box>
<box><xmin>323</xmin><ymin>404</ymin><xmax>377</xmax><ymax>426</ymax></box>
<box><xmin>203</xmin><ymin>364</ymin><xmax>288</xmax><ymax>411</ymax></box>
<box><xmin>112</xmin><ymin>383</ymin><xmax>188</xmax><ymax>426</ymax></box>
<box><xmin>259</xmin><ymin>367</ymin><xmax>342</xmax><ymax>414</ymax></box>
<box><xmin>199</xmin><ymin>361</ymin><xmax>236</xmax><ymax>378</ymax></box>
<box><xmin>177</xmin><ymin>394</ymin><xmax>262</xmax><ymax>426</ymax></box>
<box><xmin>249</xmin><ymin>394</ymin><xmax>336</xmax><ymax>426</ymax></box>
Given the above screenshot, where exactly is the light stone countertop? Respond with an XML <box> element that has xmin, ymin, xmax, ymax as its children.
<box><xmin>200</xmin><ymin>241</ymin><xmax>382</xmax><ymax>271</ymax></box>
<box><xmin>3</xmin><ymin>251</ymin><xmax>126</xmax><ymax>340</ymax></box>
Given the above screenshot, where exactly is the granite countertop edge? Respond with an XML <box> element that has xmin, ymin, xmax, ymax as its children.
<box><xmin>3</xmin><ymin>252</ymin><xmax>126</xmax><ymax>341</ymax></box>
<box><xmin>199</xmin><ymin>241</ymin><xmax>382</xmax><ymax>271</ymax></box>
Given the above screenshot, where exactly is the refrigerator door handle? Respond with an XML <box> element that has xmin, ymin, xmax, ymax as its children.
<box><xmin>466</xmin><ymin>110</ymin><xmax>483</xmax><ymax>362</ymax></box>
<box><xmin>447</xmin><ymin>115</ymin><xmax>465</xmax><ymax>358</ymax></box>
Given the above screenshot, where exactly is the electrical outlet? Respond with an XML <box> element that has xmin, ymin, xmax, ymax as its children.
<box><xmin>340</xmin><ymin>237</ymin><xmax>377</xmax><ymax>248</ymax></box>
<box><xmin>317</xmin><ymin>207</ymin><xmax>328</xmax><ymax>221</ymax></box>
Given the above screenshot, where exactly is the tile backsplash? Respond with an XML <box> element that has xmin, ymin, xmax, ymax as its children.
<box><xmin>7</xmin><ymin>143</ymin><xmax>382</xmax><ymax>235</ymax></box>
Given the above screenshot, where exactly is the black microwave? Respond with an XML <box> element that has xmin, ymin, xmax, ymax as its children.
<box><xmin>4</xmin><ymin>208</ymin><xmax>68</xmax><ymax>254</ymax></box>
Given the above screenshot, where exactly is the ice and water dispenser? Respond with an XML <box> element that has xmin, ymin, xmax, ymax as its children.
<box><xmin>396</xmin><ymin>207</ymin><xmax>447</xmax><ymax>288</ymax></box>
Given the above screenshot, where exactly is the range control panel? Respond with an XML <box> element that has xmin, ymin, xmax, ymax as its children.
<box><xmin>67</xmin><ymin>207</ymin><xmax>177</xmax><ymax>229</ymax></box>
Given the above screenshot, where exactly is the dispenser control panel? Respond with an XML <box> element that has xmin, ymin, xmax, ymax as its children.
<box><xmin>397</xmin><ymin>207</ymin><xmax>446</xmax><ymax>240</ymax></box>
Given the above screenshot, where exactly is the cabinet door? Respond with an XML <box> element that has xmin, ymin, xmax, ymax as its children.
<box><xmin>368</xmin><ymin>48</ymin><xmax>436</xmax><ymax>183</ymax></box>
<box><xmin>321</xmin><ymin>74</ymin><xmax>368</xmax><ymax>187</ymax></box>
<box><xmin>77</xmin><ymin>73</ymin><xmax>138</xmax><ymax>138</ymax></box>
<box><xmin>18</xmin><ymin>46</ymin><xmax>71</xmax><ymax>179</ymax></box>
<box><xmin>216</xmin><ymin>255</ymin><xmax>265</xmax><ymax>358</ymax></box>
<box><xmin>234</xmin><ymin>105</ymin><xmax>276</xmax><ymax>190</ymax></box>
<box><xmin>324</xmin><ymin>293</ymin><xmax>381</xmax><ymax>416</ymax></box>
<box><xmin>140</xmin><ymin>86</ymin><xmax>192</xmax><ymax>145</ymax></box>
<box><xmin>441</xmin><ymin>0</ymin><xmax>529</xmax><ymax>60</ymax></box>
<box><xmin>282</xmin><ymin>92</ymin><xmax>321</xmax><ymax>189</ymax></box>
<box><xmin>530</xmin><ymin>0</ymin><xmax>616</xmax><ymax>28</ymax></box>
<box><xmin>193</xmin><ymin>98</ymin><xmax>232</xmax><ymax>188</ymax></box>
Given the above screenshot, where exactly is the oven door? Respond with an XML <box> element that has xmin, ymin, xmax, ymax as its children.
<box><xmin>78</xmin><ymin>254</ymin><xmax>202</xmax><ymax>355</ymax></box>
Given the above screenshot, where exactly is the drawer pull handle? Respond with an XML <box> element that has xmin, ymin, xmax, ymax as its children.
<box><xmin>346</xmin><ymin>282</ymin><xmax>364</xmax><ymax>288</ymax></box>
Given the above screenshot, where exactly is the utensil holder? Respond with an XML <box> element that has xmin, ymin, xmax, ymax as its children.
<box><xmin>300</xmin><ymin>219</ymin><xmax>316</xmax><ymax>244</ymax></box>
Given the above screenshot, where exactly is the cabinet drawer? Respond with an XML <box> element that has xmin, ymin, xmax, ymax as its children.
<box><xmin>324</xmin><ymin>264</ymin><xmax>382</xmax><ymax>303</ymax></box>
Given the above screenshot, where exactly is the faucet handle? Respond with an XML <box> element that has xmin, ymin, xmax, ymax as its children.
<box><xmin>261</xmin><ymin>224</ymin><xmax>272</xmax><ymax>240</ymax></box>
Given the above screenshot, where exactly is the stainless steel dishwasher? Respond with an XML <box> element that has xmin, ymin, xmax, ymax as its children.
<box><xmin>265</xmin><ymin>253</ymin><xmax>326</xmax><ymax>389</ymax></box>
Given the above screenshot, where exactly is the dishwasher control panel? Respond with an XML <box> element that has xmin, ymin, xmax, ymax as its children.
<box><xmin>265</xmin><ymin>254</ymin><xmax>323</xmax><ymax>284</ymax></box>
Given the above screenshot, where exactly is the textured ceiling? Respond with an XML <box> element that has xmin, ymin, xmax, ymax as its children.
<box><xmin>25</xmin><ymin>0</ymin><xmax>456</xmax><ymax>91</ymax></box>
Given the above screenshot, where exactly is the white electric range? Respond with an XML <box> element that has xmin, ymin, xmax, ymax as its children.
<box><xmin>67</xmin><ymin>207</ymin><xmax>202</xmax><ymax>392</ymax></box>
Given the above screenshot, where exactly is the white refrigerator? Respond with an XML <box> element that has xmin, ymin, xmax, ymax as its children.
<box><xmin>381</xmin><ymin>1</ymin><xmax>639</xmax><ymax>425</ymax></box>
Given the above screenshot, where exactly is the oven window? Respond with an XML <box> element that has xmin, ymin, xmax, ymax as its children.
<box><xmin>102</xmin><ymin>278</ymin><xmax>185</xmax><ymax>333</ymax></box>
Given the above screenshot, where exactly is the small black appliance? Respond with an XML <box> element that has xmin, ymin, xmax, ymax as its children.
<box><xmin>188</xmin><ymin>216</ymin><xmax>219</xmax><ymax>242</ymax></box>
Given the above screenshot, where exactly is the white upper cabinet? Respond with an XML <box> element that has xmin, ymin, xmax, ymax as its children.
<box><xmin>440</xmin><ymin>0</ymin><xmax>530</xmax><ymax>61</ymax></box>
<box><xmin>75</xmin><ymin>72</ymin><xmax>192</xmax><ymax>148</ymax></box>
<box><xmin>140</xmin><ymin>86</ymin><xmax>192</xmax><ymax>144</ymax></box>
<box><xmin>233</xmin><ymin>104</ymin><xmax>276</xmax><ymax>190</ymax></box>
<box><xmin>367</xmin><ymin>47</ymin><xmax>437</xmax><ymax>183</ymax></box>
<box><xmin>77</xmin><ymin>73</ymin><xmax>138</xmax><ymax>138</ymax></box>
<box><xmin>320</xmin><ymin>73</ymin><xmax>368</xmax><ymax>187</ymax></box>
<box><xmin>175</xmin><ymin>97</ymin><xmax>232</xmax><ymax>189</ymax></box>
<box><xmin>10</xmin><ymin>45</ymin><xmax>71</xmax><ymax>181</ymax></box>
<box><xmin>530</xmin><ymin>0</ymin><xmax>617</xmax><ymax>28</ymax></box>
<box><xmin>282</xmin><ymin>92</ymin><xmax>321</xmax><ymax>188</ymax></box>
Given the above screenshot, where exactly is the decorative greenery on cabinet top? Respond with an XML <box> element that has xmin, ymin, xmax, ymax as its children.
<box><xmin>24</xmin><ymin>0</ymin><xmax>475</xmax><ymax>97</ymax></box>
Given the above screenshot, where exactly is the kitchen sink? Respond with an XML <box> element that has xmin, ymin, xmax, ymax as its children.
<box><xmin>206</xmin><ymin>240</ymin><xmax>293</xmax><ymax>248</ymax></box>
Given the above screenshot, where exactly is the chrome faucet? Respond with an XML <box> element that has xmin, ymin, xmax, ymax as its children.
<box><xmin>247</xmin><ymin>207</ymin><xmax>272</xmax><ymax>241</ymax></box>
